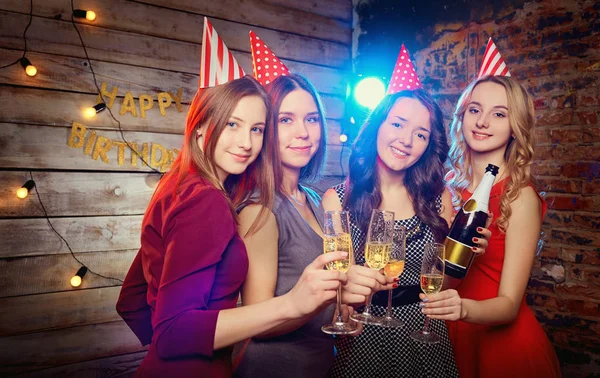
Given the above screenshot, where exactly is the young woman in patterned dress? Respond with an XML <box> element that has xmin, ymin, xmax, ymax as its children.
<box><xmin>323</xmin><ymin>89</ymin><xmax>490</xmax><ymax>377</ymax></box>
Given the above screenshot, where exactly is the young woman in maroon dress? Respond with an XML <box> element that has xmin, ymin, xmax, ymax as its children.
<box><xmin>421</xmin><ymin>75</ymin><xmax>562</xmax><ymax>377</ymax></box>
<box><xmin>116</xmin><ymin>76</ymin><xmax>349</xmax><ymax>378</ymax></box>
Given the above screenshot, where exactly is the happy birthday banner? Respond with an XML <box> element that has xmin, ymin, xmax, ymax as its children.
<box><xmin>64</xmin><ymin>80</ymin><xmax>188</xmax><ymax>172</ymax></box>
<box><xmin>96</xmin><ymin>81</ymin><xmax>185</xmax><ymax>118</ymax></box>
<box><xmin>67</xmin><ymin>122</ymin><xmax>180</xmax><ymax>172</ymax></box>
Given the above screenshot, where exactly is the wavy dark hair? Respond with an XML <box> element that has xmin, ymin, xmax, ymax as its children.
<box><xmin>342</xmin><ymin>89</ymin><xmax>449</xmax><ymax>242</ymax></box>
<box><xmin>267</xmin><ymin>74</ymin><xmax>327</xmax><ymax>186</ymax></box>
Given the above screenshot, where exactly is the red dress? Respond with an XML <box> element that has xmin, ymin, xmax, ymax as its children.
<box><xmin>117</xmin><ymin>175</ymin><xmax>248</xmax><ymax>377</ymax></box>
<box><xmin>447</xmin><ymin>178</ymin><xmax>561</xmax><ymax>378</ymax></box>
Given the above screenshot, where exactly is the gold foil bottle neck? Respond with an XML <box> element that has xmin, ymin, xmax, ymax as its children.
<box><xmin>463</xmin><ymin>199</ymin><xmax>477</xmax><ymax>212</ymax></box>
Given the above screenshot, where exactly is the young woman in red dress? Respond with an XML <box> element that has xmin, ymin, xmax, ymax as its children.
<box><xmin>421</xmin><ymin>75</ymin><xmax>562</xmax><ymax>378</ymax></box>
<box><xmin>116</xmin><ymin>76</ymin><xmax>349</xmax><ymax>378</ymax></box>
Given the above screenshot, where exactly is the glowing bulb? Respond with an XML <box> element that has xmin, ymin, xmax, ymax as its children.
<box><xmin>339</xmin><ymin>134</ymin><xmax>348</xmax><ymax>143</ymax></box>
<box><xmin>84</xmin><ymin>107</ymin><xmax>97</xmax><ymax>118</ymax></box>
<box><xmin>25</xmin><ymin>65</ymin><xmax>37</xmax><ymax>77</ymax></box>
<box><xmin>73</xmin><ymin>9</ymin><xmax>96</xmax><ymax>21</ymax></box>
<box><xmin>70</xmin><ymin>266</ymin><xmax>88</xmax><ymax>288</ymax></box>
<box><xmin>19</xmin><ymin>57</ymin><xmax>37</xmax><ymax>77</ymax></box>
<box><xmin>70</xmin><ymin>275</ymin><xmax>82</xmax><ymax>287</ymax></box>
<box><xmin>354</xmin><ymin>77</ymin><xmax>386</xmax><ymax>109</ymax></box>
<box><xmin>16</xmin><ymin>187</ymin><xmax>29</xmax><ymax>199</ymax></box>
<box><xmin>84</xmin><ymin>103</ymin><xmax>107</xmax><ymax>118</ymax></box>
<box><xmin>16</xmin><ymin>180</ymin><xmax>35</xmax><ymax>199</ymax></box>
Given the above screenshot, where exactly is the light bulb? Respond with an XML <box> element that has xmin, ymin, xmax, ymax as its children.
<box><xmin>73</xmin><ymin>9</ymin><xmax>96</xmax><ymax>21</ymax></box>
<box><xmin>339</xmin><ymin>134</ymin><xmax>348</xmax><ymax>143</ymax></box>
<box><xmin>16</xmin><ymin>187</ymin><xmax>29</xmax><ymax>199</ymax></box>
<box><xmin>70</xmin><ymin>275</ymin><xmax>82</xmax><ymax>287</ymax></box>
<box><xmin>70</xmin><ymin>266</ymin><xmax>88</xmax><ymax>288</ymax></box>
<box><xmin>16</xmin><ymin>180</ymin><xmax>35</xmax><ymax>199</ymax></box>
<box><xmin>19</xmin><ymin>57</ymin><xmax>37</xmax><ymax>77</ymax></box>
<box><xmin>84</xmin><ymin>107</ymin><xmax>97</xmax><ymax>118</ymax></box>
<box><xmin>84</xmin><ymin>103</ymin><xmax>106</xmax><ymax>118</ymax></box>
<box><xmin>25</xmin><ymin>65</ymin><xmax>37</xmax><ymax>77</ymax></box>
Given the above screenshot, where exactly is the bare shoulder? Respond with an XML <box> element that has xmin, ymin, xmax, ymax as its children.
<box><xmin>510</xmin><ymin>186</ymin><xmax>541</xmax><ymax>216</ymax></box>
<box><xmin>238</xmin><ymin>204</ymin><xmax>277</xmax><ymax>236</ymax></box>
<box><xmin>321</xmin><ymin>188</ymin><xmax>343</xmax><ymax>211</ymax></box>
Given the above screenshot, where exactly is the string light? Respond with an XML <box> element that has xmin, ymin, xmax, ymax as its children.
<box><xmin>26</xmin><ymin>171</ymin><xmax>124</xmax><ymax>288</ymax></box>
<box><xmin>70</xmin><ymin>266</ymin><xmax>88</xmax><ymax>287</ymax></box>
<box><xmin>19</xmin><ymin>57</ymin><xmax>37</xmax><ymax>77</ymax></box>
<box><xmin>16</xmin><ymin>180</ymin><xmax>35</xmax><ymax>199</ymax></box>
<box><xmin>69</xmin><ymin>0</ymin><xmax>162</xmax><ymax>175</ymax></box>
<box><xmin>73</xmin><ymin>9</ymin><xmax>96</xmax><ymax>21</ymax></box>
<box><xmin>84</xmin><ymin>103</ymin><xmax>107</xmax><ymax>118</ymax></box>
<box><xmin>339</xmin><ymin>134</ymin><xmax>348</xmax><ymax>143</ymax></box>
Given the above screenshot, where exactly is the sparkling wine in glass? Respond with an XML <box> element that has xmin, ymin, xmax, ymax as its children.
<box><xmin>380</xmin><ymin>225</ymin><xmax>407</xmax><ymax>328</ymax></box>
<box><xmin>351</xmin><ymin>209</ymin><xmax>394</xmax><ymax>325</ymax></box>
<box><xmin>410</xmin><ymin>242</ymin><xmax>445</xmax><ymax>343</ymax></box>
<box><xmin>321</xmin><ymin>211</ymin><xmax>357</xmax><ymax>335</ymax></box>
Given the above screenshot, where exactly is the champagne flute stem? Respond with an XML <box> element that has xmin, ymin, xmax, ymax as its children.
<box><xmin>335</xmin><ymin>285</ymin><xmax>344</xmax><ymax>324</ymax></box>
<box><xmin>386</xmin><ymin>289</ymin><xmax>393</xmax><ymax>318</ymax></box>
<box><xmin>423</xmin><ymin>315</ymin><xmax>431</xmax><ymax>334</ymax></box>
<box><xmin>362</xmin><ymin>292</ymin><xmax>374</xmax><ymax>316</ymax></box>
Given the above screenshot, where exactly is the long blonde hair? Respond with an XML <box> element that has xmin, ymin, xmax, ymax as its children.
<box><xmin>447</xmin><ymin>75</ymin><xmax>536</xmax><ymax>232</ymax></box>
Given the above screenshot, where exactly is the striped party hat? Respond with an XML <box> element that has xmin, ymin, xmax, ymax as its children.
<box><xmin>249</xmin><ymin>31</ymin><xmax>290</xmax><ymax>86</ymax></box>
<box><xmin>387</xmin><ymin>44</ymin><xmax>422</xmax><ymax>94</ymax></box>
<box><xmin>478</xmin><ymin>38</ymin><xmax>511</xmax><ymax>78</ymax></box>
<box><xmin>199</xmin><ymin>18</ymin><xmax>246</xmax><ymax>88</ymax></box>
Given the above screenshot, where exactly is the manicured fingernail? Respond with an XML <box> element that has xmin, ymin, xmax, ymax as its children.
<box><xmin>394</xmin><ymin>278</ymin><xmax>400</xmax><ymax>282</ymax></box>
<box><xmin>477</xmin><ymin>227</ymin><xmax>483</xmax><ymax>232</ymax></box>
<box><xmin>392</xmin><ymin>284</ymin><xmax>398</xmax><ymax>288</ymax></box>
<box><xmin>472</xmin><ymin>247</ymin><xmax>478</xmax><ymax>251</ymax></box>
<box><xmin>341</xmin><ymin>252</ymin><xmax>348</xmax><ymax>257</ymax></box>
<box><xmin>418</xmin><ymin>302</ymin><xmax>425</xmax><ymax>308</ymax></box>
<box><xmin>472</xmin><ymin>237</ymin><xmax>479</xmax><ymax>243</ymax></box>
<box><xmin>422</xmin><ymin>298</ymin><xmax>429</xmax><ymax>303</ymax></box>
<box><xmin>421</xmin><ymin>308</ymin><xmax>426</xmax><ymax>314</ymax></box>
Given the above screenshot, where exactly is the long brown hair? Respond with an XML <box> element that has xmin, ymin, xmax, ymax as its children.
<box><xmin>447</xmin><ymin>75</ymin><xmax>536</xmax><ymax>232</ymax></box>
<box><xmin>151</xmin><ymin>75</ymin><xmax>276</xmax><ymax>233</ymax></box>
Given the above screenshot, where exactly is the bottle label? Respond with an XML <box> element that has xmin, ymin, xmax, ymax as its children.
<box><xmin>444</xmin><ymin>236</ymin><xmax>474</xmax><ymax>270</ymax></box>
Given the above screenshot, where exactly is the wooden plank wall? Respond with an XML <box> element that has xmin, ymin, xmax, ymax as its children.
<box><xmin>0</xmin><ymin>0</ymin><xmax>351</xmax><ymax>376</ymax></box>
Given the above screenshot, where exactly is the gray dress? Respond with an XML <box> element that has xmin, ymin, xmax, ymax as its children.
<box><xmin>235</xmin><ymin>186</ymin><xmax>335</xmax><ymax>378</ymax></box>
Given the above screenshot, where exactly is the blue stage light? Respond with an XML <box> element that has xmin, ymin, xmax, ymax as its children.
<box><xmin>354</xmin><ymin>77</ymin><xmax>386</xmax><ymax>109</ymax></box>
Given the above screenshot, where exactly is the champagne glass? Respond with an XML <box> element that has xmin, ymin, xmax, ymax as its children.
<box><xmin>380</xmin><ymin>225</ymin><xmax>407</xmax><ymax>328</ymax></box>
<box><xmin>321</xmin><ymin>211</ymin><xmax>357</xmax><ymax>335</ymax></box>
<box><xmin>410</xmin><ymin>242</ymin><xmax>445</xmax><ymax>343</ymax></box>
<box><xmin>351</xmin><ymin>209</ymin><xmax>394</xmax><ymax>325</ymax></box>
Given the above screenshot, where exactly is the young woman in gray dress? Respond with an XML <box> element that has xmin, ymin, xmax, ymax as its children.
<box><xmin>234</xmin><ymin>74</ymin><xmax>392</xmax><ymax>378</ymax></box>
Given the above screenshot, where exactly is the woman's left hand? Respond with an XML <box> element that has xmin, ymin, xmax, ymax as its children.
<box><xmin>419</xmin><ymin>290</ymin><xmax>465</xmax><ymax>321</ymax></box>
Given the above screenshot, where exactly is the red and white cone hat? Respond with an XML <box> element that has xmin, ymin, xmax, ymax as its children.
<box><xmin>387</xmin><ymin>44</ymin><xmax>422</xmax><ymax>94</ymax></box>
<box><xmin>199</xmin><ymin>17</ymin><xmax>246</xmax><ymax>88</ymax></box>
<box><xmin>249</xmin><ymin>31</ymin><xmax>290</xmax><ymax>86</ymax></box>
<box><xmin>478</xmin><ymin>38</ymin><xmax>511</xmax><ymax>78</ymax></box>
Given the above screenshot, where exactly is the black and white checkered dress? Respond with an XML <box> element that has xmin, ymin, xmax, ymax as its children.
<box><xmin>328</xmin><ymin>183</ymin><xmax>459</xmax><ymax>378</ymax></box>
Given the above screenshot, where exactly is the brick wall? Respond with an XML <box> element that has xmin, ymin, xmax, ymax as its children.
<box><xmin>411</xmin><ymin>0</ymin><xmax>600</xmax><ymax>375</ymax></box>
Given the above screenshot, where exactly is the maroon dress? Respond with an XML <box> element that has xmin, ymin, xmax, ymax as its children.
<box><xmin>117</xmin><ymin>175</ymin><xmax>248</xmax><ymax>377</ymax></box>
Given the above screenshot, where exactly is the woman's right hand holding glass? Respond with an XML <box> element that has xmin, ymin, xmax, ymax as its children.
<box><xmin>341</xmin><ymin>265</ymin><xmax>397</xmax><ymax>305</ymax></box>
<box><xmin>284</xmin><ymin>251</ymin><xmax>349</xmax><ymax>318</ymax></box>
